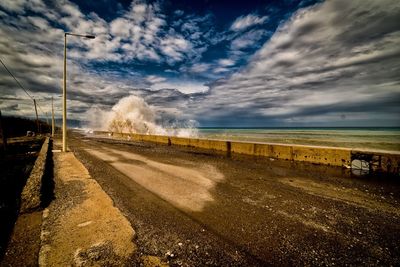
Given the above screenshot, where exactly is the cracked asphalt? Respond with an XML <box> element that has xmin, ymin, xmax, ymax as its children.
<box><xmin>69</xmin><ymin>131</ymin><xmax>400</xmax><ymax>266</ymax></box>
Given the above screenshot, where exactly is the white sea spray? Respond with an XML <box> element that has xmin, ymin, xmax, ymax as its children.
<box><xmin>86</xmin><ymin>95</ymin><xmax>198</xmax><ymax>137</ymax></box>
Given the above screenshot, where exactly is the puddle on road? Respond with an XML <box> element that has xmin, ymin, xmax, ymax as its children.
<box><xmin>84</xmin><ymin>147</ymin><xmax>224</xmax><ymax>212</ymax></box>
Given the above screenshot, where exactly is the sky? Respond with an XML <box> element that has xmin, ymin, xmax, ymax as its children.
<box><xmin>0</xmin><ymin>0</ymin><xmax>399</xmax><ymax>127</ymax></box>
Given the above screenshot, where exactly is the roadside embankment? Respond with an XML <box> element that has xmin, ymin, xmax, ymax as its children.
<box><xmin>38</xmin><ymin>140</ymin><xmax>136</xmax><ymax>266</ymax></box>
<box><xmin>1</xmin><ymin>137</ymin><xmax>52</xmax><ymax>266</ymax></box>
<box><xmin>93</xmin><ymin>131</ymin><xmax>400</xmax><ymax>174</ymax></box>
<box><xmin>20</xmin><ymin>137</ymin><xmax>52</xmax><ymax>213</ymax></box>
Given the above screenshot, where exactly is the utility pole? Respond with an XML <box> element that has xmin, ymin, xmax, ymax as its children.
<box><xmin>45</xmin><ymin>113</ymin><xmax>49</xmax><ymax>129</ymax></box>
<box><xmin>63</xmin><ymin>33</ymin><xmax>67</xmax><ymax>152</ymax></box>
<box><xmin>33</xmin><ymin>98</ymin><xmax>40</xmax><ymax>133</ymax></box>
<box><xmin>52</xmin><ymin>97</ymin><xmax>55</xmax><ymax>137</ymax></box>
<box><xmin>0</xmin><ymin>110</ymin><xmax>7</xmax><ymax>152</ymax></box>
<box><xmin>62</xmin><ymin>32</ymin><xmax>95</xmax><ymax>152</ymax></box>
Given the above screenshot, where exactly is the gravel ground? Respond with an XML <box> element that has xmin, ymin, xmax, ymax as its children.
<box><xmin>70</xmin><ymin>132</ymin><xmax>400</xmax><ymax>266</ymax></box>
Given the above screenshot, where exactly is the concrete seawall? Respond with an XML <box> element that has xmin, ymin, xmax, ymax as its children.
<box><xmin>20</xmin><ymin>137</ymin><xmax>52</xmax><ymax>213</ymax></box>
<box><xmin>93</xmin><ymin>131</ymin><xmax>400</xmax><ymax>175</ymax></box>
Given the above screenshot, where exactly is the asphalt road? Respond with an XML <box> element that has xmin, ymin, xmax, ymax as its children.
<box><xmin>69</xmin><ymin>132</ymin><xmax>400</xmax><ymax>266</ymax></box>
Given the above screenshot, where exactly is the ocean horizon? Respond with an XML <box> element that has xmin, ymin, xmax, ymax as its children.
<box><xmin>197</xmin><ymin>127</ymin><xmax>400</xmax><ymax>152</ymax></box>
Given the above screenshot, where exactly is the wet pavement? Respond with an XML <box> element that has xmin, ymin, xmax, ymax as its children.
<box><xmin>70</xmin><ymin>132</ymin><xmax>400</xmax><ymax>266</ymax></box>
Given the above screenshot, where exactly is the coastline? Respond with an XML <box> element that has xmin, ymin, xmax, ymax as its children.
<box><xmin>198</xmin><ymin>128</ymin><xmax>400</xmax><ymax>152</ymax></box>
<box><xmin>88</xmin><ymin>130</ymin><xmax>400</xmax><ymax>174</ymax></box>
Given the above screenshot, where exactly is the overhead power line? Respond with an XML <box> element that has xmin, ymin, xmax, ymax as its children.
<box><xmin>0</xmin><ymin>58</ymin><xmax>34</xmax><ymax>100</ymax></box>
<box><xmin>0</xmin><ymin>58</ymin><xmax>50</xmax><ymax>122</ymax></box>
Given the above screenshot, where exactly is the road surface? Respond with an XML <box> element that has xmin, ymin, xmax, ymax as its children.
<box><xmin>69</xmin><ymin>132</ymin><xmax>400</xmax><ymax>266</ymax></box>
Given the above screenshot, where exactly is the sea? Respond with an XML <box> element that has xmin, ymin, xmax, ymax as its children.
<box><xmin>197</xmin><ymin>127</ymin><xmax>400</xmax><ymax>152</ymax></box>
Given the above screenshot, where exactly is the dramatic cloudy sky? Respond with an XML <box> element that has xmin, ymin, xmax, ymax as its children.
<box><xmin>0</xmin><ymin>0</ymin><xmax>399</xmax><ymax>127</ymax></box>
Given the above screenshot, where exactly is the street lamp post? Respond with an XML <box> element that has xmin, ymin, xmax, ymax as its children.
<box><xmin>62</xmin><ymin>32</ymin><xmax>95</xmax><ymax>152</ymax></box>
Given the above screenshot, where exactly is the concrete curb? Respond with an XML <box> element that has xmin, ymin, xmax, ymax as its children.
<box><xmin>94</xmin><ymin>131</ymin><xmax>400</xmax><ymax>174</ymax></box>
<box><xmin>20</xmin><ymin>137</ymin><xmax>51</xmax><ymax>213</ymax></box>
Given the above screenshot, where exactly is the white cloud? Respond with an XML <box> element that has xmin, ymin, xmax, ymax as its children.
<box><xmin>213</xmin><ymin>67</ymin><xmax>230</xmax><ymax>73</ymax></box>
<box><xmin>174</xmin><ymin>10</ymin><xmax>184</xmax><ymax>16</ymax></box>
<box><xmin>150</xmin><ymin>81</ymin><xmax>209</xmax><ymax>94</ymax></box>
<box><xmin>230</xmin><ymin>29</ymin><xmax>268</xmax><ymax>50</ymax></box>
<box><xmin>181</xmin><ymin>21</ymin><xmax>199</xmax><ymax>33</ymax></box>
<box><xmin>230</xmin><ymin>14</ymin><xmax>268</xmax><ymax>31</ymax></box>
<box><xmin>0</xmin><ymin>0</ymin><xmax>209</xmax><ymax>65</ymax></box>
<box><xmin>110</xmin><ymin>18</ymin><xmax>130</xmax><ymax>37</ymax></box>
<box><xmin>1</xmin><ymin>0</ymin><xmax>398</xmax><ymax>126</ymax></box>
<box><xmin>0</xmin><ymin>0</ymin><xmax>210</xmax><ymax>120</ymax></box>
<box><xmin>160</xmin><ymin>35</ymin><xmax>191</xmax><ymax>62</ymax></box>
<box><xmin>195</xmin><ymin>0</ymin><xmax>400</xmax><ymax>125</ymax></box>
<box><xmin>27</xmin><ymin>16</ymin><xmax>50</xmax><ymax>30</ymax></box>
<box><xmin>189</xmin><ymin>63</ymin><xmax>210</xmax><ymax>73</ymax></box>
<box><xmin>0</xmin><ymin>0</ymin><xmax>25</xmax><ymax>13</ymax></box>
<box><xmin>218</xmin><ymin>59</ymin><xmax>235</xmax><ymax>66</ymax></box>
<box><xmin>146</xmin><ymin>75</ymin><xmax>167</xmax><ymax>84</ymax></box>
